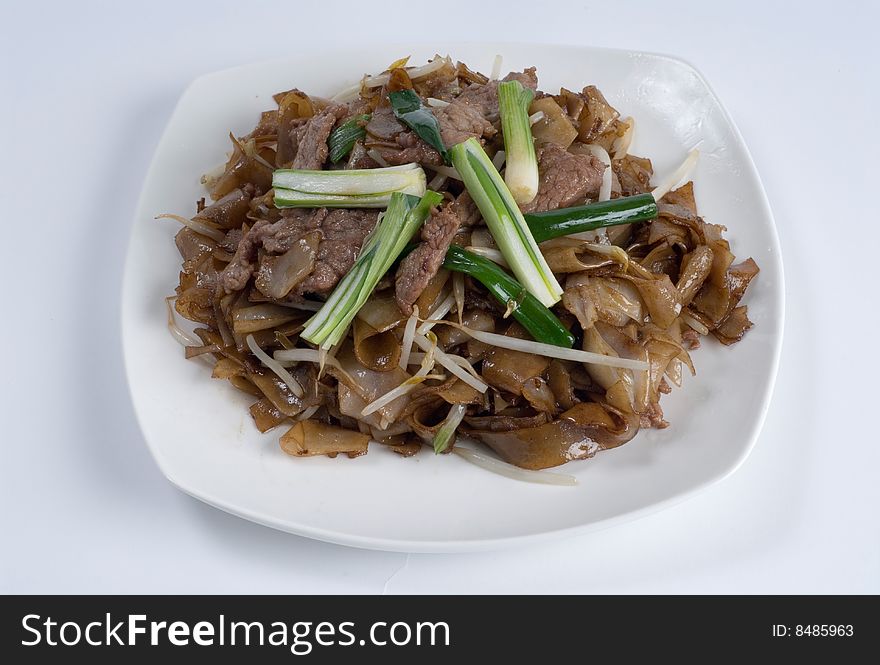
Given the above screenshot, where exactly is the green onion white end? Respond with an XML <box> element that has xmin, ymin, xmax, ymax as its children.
<box><xmin>272</xmin><ymin>163</ymin><xmax>426</xmax><ymax>208</ymax></box>
<box><xmin>449</xmin><ymin>138</ymin><xmax>562</xmax><ymax>307</ymax></box>
<box><xmin>498</xmin><ymin>79</ymin><xmax>538</xmax><ymax>205</ymax></box>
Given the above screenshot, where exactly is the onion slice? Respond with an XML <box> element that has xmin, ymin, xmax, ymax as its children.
<box><xmin>246</xmin><ymin>334</ymin><xmax>304</xmax><ymax>397</ymax></box>
<box><xmin>366</xmin><ymin>149</ymin><xmax>390</xmax><ymax>167</ymax></box>
<box><xmin>453</xmin><ymin>445</ymin><xmax>577</xmax><ymax>486</ymax></box>
<box><xmin>464</xmin><ymin>246</ymin><xmax>508</xmax><ymax>267</ymax></box>
<box><xmin>296</xmin><ymin>405</ymin><xmax>320</xmax><ymax>422</ymax></box>
<box><xmin>330</xmin><ymin>83</ymin><xmax>362</xmax><ymax>103</ymax></box>
<box><xmin>427</xmin><ymin>172</ymin><xmax>448</xmax><ymax>191</ymax></box>
<box><xmin>583</xmin><ymin>144</ymin><xmax>612</xmax><ymax>202</ymax></box>
<box><xmin>333</xmin><ymin>56</ymin><xmax>455</xmax><ymax>100</ymax></box>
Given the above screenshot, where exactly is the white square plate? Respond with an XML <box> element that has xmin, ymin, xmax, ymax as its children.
<box><xmin>122</xmin><ymin>43</ymin><xmax>784</xmax><ymax>552</ymax></box>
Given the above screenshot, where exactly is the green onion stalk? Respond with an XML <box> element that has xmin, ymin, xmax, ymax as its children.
<box><xmin>272</xmin><ymin>164</ymin><xmax>426</xmax><ymax>208</ymax></box>
<box><xmin>301</xmin><ymin>191</ymin><xmax>443</xmax><ymax>349</ymax></box>
<box><xmin>443</xmin><ymin>246</ymin><xmax>574</xmax><ymax>348</ymax></box>
<box><xmin>449</xmin><ymin>137</ymin><xmax>563</xmax><ymax>308</ymax></box>
<box><xmin>388</xmin><ymin>90</ymin><xmax>449</xmax><ymax>163</ymax></box>
<box><xmin>524</xmin><ymin>193</ymin><xmax>658</xmax><ymax>243</ymax></box>
<box><xmin>498</xmin><ymin>79</ymin><xmax>538</xmax><ymax>205</ymax></box>
<box><xmin>327</xmin><ymin>114</ymin><xmax>370</xmax><ymax>163</ymax></box>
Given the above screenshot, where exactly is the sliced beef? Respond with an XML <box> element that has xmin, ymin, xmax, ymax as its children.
<box><xmin>346</xmin><ymin>141</ymin><xmax>380</xmax><ymax>169</ymax></box>
<box><xmin>377</xmin><ymin>131</ymin><xmax>443</xmax><ymax>166</ymax></box>
<box><xmin>519</xmin><ymin>144</ymin><xmax>605</xmax><ymax>213</ymax></box>
<box><xmin>260</xmin><ymin>208</ymin><xmax>327</xmax><ymax>254</ymax></box>
<box><xmin>221</xmin><ymin>219</ymin><xmax>270</xmax><ymax>292</ymax></box>
<box><xmin>364</xmin><ymin>105</ymin><xmax>406</xmax><ymax>141</ymax></box>
<box><xmin>220</xmin><ymin>208</ymin><xmax>378</xmax><ymax>296</ymax></box>
<box><xmin>395</xmin><ymin>206</ymin><xmax>459</xmax><ymax>314</ymax></box>
<box><xmin>450</xmin><ymin>191</ymin><xmax>481</xmax><ymax>226</ymax></box>
<box><xmin>291</xmin><ymin>104</ymin><xmax>347</xmax><ymax>170</ymax></box>
<box><xmin>218</xmin><ymin>227</ymin><xmax>244</xmax><ymax>254</ymax></box>
<box><xmin>298</xmin><ymin>209</ymin><xmax>378</xmax><ymax>295</ymax></box>
<box><xmin>453</xmin><ymin>69</ymin><xmax>538</xmax><ymax>125</ymax></box>
<box><xmin>435</xmin><ymin>102</ymin><xmax>496</xmax><ymax>146</ymax></box>
<box><xmin>394</xmin><ymin>192</ymin><xmax>481</xmax><ymax>314</ymax></box>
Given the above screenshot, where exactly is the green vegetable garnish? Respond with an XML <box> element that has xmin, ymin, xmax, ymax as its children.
<box><xmin>524</xmin><ymin>193</ymin><xmax>658</xmax><ymax>243</ymax></box>
<box><xmin>272</xmin><ymin>164</ymin><xmax>426</xmax><ymax>208</ymax></box>
<box><xmin>328</xmin><ymin>114</ymin><xmax>370</xmax><ymax>163</ymax></box>
<box><xmin>442</xmin><ymin>245</ymin><xmax>574</xmax><ymax>348</ymax></box>
<box><xmin>449</xmin><ymin>138</ymin><xmax>563</xmax><ymax>308</ymax></box>
<box><xmin>388</xmin><ymin>90</ymin><xmax>449</xmax><ymax>162</ymax></box>
<box><xmin>301</xmin><ymin>191</ymin><xmax>443</xmax><ymax>349</ymax></box>
<box><xmin>498</xmin><ymin>80</ymin><xmax>538</xmax><ymax>205</ymax></box>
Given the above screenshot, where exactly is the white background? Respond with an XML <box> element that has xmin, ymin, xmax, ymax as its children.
<box><xmin>2</xmin><ymin>0</ymin><xmax>877</xmax><ymax>593</ymax></box>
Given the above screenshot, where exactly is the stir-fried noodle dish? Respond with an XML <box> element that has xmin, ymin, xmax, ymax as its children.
<box><xmin>163</xmin><ymin>55</ymin><xmax>759</xmax><ymax>481</ymax></box>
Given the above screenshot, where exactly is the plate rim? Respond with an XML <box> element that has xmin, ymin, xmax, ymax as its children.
<box><xmin>121</xmin><ymin>41</ymin><xmax>785</xmax><ymax>553</ymax></box>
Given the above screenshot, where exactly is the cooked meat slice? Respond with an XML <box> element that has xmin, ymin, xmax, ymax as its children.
<box><xmin>346</xmin><ymin>141</ymin><xmax>380</xmax><ymax>169</ymax></box>
<box><xmin>298</xmin><ymin>209</ymin><xmax>379</xmax><ymax>295</ymax></box>
<box><xmin>453</xmin><ymin>69</ymin><xmax>538</xmax><ymax>125</ymax></box>
<box><xmin>450</xmin><ymin>191</ymin><xmax>481</xmax><ymax>226</ymax></box>
<box><xmin>435</xmin><ymin>102</ymin><xmax>496</xmax><ymax>146</ymax></box>
<box><xmin>375</xmin><ymin>131</ymin><xmax>443</xmax><ymax>166</ymax></box>
<box><xmin>395</xmin><ymin>203</ymin><xmax>462</xmax><ymax>314</ymax></box>
<box><xmin>364</xmin><ymin>105</ymin><xmax>405</xmax><ymax>141</ymax></box>
<box><xmin>262</xmin><ymin>208</ymin><xmax>328</xmax><ymax>254</ymax></box>
<box><xmin>220</xmin><ymin>208</ymin><xmax>377</xmax><ymax>295</ymax></box>
<box><xmin>503</xmin><ymin>68</ymin><xmax>539</xmax><ymax>90</ymax></box>
<box><xmin>291</xmin><ymin>104</ymin><xmax>347</xmax><ymax>169</ymax></box>
<box><xmin>519</xmin><ymin>144</ymin><xmax>605</xmax><ymax>213</ymax></box>
<box><xmin>221</xmin><ymin>220</ymin><xmax>270</xmax><ymax>292</ymax></box>
<box><xmin>217</xmin><ymin>227</ymin><xmax>244</xmax><ymax>254</ymax></box>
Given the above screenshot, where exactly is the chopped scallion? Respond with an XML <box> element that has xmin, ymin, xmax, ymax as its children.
<box><xmin>498</xmin><ymin>79</ymin><xmax>538</xmax><ymax>205</ymax></box>
<box><xmin>328</xmin><ymin>114</ymin><xmax>370</xmax><ymax>163</ymax></box>
<box><xmin>301</xmin><ymin>191</ymin><xmax>442</xmax><ymax>348</ymax></box>
<box><xmin>449</xmin><ymin>138</ymin><xmax>562</xmax><ymax>307</ymax></box>
<box><xmin>272</xmin><ymin>163</ymin><xmax>426</xmax><ymax>208</ymax></box>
